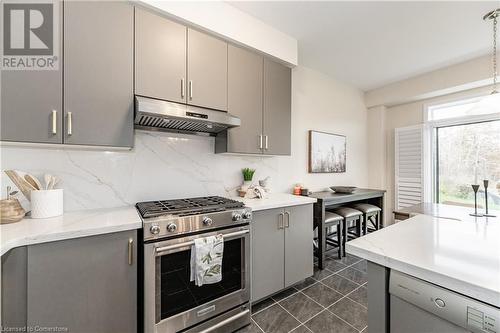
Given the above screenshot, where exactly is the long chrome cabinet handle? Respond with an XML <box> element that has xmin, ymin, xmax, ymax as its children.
<box><xmin>155</xmin><ymin>229</ymin><xmax>249</xmax><ymax>254</ymax></box>
<box><xmin>51</xmin><ymin>110</ymin><xmax>57</xmax><ymax>134</ymax></box>
<box><xmin>284</xmin><ymin>211</ymin><xmax>290</xmax><ymax>228</ymax></box>
<box><xmin>181</xmin><ymin>78</ymin><xmax>185</xmax><ymax>98</ymax></box>
<box><xmin>128</xmin><ymin>238</ymin><xmax>134</xmax><ymax>265</ymax></box>
<box><xmin>189</xmin><ymin>80</ymin><xmax>193</xmax><ymax>100</ymax></box>
<box><xmin>278</xmin><ymin>212</ymin><xmax>284</xmax><ymax>229</ymax></box>
<box><xmin>264</xmin><ymin>135</ymin><xmax>269</xmax><ymax>150</ymax></box>
<box><xmin>67</xmin><ymin>112</ymin><xmax>72</xmax><ymax>136</ymax></box>
<box><xmin>198</xmin><ymin>309</ymin><xmax>250</xmax><ymax>333</ymax></box>
<box><xmin>259</xmin><ymin>135</ymin><xmax>263</xmax><ymax>149</ymax></box>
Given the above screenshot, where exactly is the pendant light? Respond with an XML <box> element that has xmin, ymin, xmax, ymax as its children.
<box><xmin>471</xmin><ymin>9</ymin><xmax>500</xmax><ymax>114</ymax></box>
<box><xmin>483</xmin><ymin>8</ymin><xmax>500</xmax><ymax>94</ymax></box>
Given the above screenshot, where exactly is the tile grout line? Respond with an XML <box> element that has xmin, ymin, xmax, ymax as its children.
<box><xmin>344</xmin><ymin>284</ymin><xmax>368</xmax><ymax>309</ymax></box>
<box><xmin>250</xmin><ymin>318</ymin><xmax>266</xmax><ymax>333</ymax></box>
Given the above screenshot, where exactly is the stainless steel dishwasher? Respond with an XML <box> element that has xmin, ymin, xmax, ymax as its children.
<box><xmin>389</xmin><ymin>270</ymin><xmax>499</xmax><ymax>333</ymax></box>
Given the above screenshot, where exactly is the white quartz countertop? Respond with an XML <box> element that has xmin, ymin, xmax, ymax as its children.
<box><xmin>234</xmin><ymin>193</ymin><xmax>317</xmax><ymax>211</ymax></box>
<box><xmin>0</xmin><ymin>206</ymin><xmax>142</xmax><ymax>256</ymax></box>
<box><xmin>346</xmin><ymin>213</ymin><xmax>500</xmax><ymax>307</ymax></box>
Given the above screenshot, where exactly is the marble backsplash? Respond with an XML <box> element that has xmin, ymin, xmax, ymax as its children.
<box><xmin>1</xmin><ymin>131</ymin><xmax>302</xmax><ymax>212</ymax></box>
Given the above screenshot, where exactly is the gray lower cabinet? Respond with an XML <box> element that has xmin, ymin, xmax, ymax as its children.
<box><xmin>251</xmin><ymin>204</ymin><xmax>313</xmax><ymax>302</ymax></box>
<box><xmin>0</xmin><ymin>11</ymin><xmax>62</xmax><ymax>144</ymax></box>
<box><xmin>251</xmin><ymin>207</ymin><xmax>285</xmax><ymax>302</ymax></box>
<box><xmin>63</xmin><ymin>1</ymin><xmax>134</xmax><ymax>147</ymax></box>
<box><xmin>135</xmin><ymin>7</ymin><xmax>187</xmax><ymax>104</ymax></box>
<box><xmin>1</xmin><ymin>246</ymin><xmax>27</xmax><ymax>330</ymax></box>
<box><xmin>26</xmin><ymin>230</ymin><xmax>137</xmax><ymax>333</ymax></box>
<box><xmin>263</xmin><ymin>58</ymin><xmax>292</xmax><ymax>155</ymax></box>
<box><xmin>187</xmin><ymin>28</ymin><xmax>228</xmax><ymax>111</ymax></box>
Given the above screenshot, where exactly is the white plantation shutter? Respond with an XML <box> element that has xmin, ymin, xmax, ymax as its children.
<box><xmin>395</xmin><ymin>125</ymin><xmax>424</xmax><ymax>209</ymax></box>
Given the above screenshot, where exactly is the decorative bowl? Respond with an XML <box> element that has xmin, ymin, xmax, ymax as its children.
<box><xmin>329</xmin><ymin>186</ymin><xmax>357</xmax><ymax>194</ymax></box>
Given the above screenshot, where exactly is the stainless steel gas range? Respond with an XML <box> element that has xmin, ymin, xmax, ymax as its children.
<box><xmin>136</xmin><ymin>196</ymin><xmax>252</xmax><ymax>333</ymax></box>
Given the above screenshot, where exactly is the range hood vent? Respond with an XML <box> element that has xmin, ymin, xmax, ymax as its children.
<box><xmin>134</xmin><ymin>96</ymin><xmax>240</xmax><ymax>136</ymax></box>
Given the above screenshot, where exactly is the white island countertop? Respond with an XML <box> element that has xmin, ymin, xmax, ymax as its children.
<box><xmin>346</xmin><ymin>213</ymin><xmax>500</xmax><ymax>307</ymax></box>
<box><xmin>234</xmin><ymin>193</ymin><xmax>317</xmax><ymax>211</ymax></box>
<box><xmin>0</xmin><ymin>206</ymin><xmax>142</xmax><ymax>256</ymax></box>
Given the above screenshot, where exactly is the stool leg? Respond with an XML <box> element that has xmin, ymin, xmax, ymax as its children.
<box><xmin>337</xmin><ymin>223</ymin><xmax>343</xmax><ymax>259</ymax></box>
<box><xmin>342</xmin><ymin>219</ymin><xmax>347</xmax><ymax>257</ymax></box>
<box><xmin>356</xmin><ymin>216</ymin><xmax>362</xmax><ymax>238</ymax></box>
<box><xmin>376</xmin><ymin>212</ymin><xmax>380</xmax><ymax>230</ymax></box>
<box><xmin>363</xmin><ymin>214</ymin><xmax>368</xmax><ymax>235</ymax></box>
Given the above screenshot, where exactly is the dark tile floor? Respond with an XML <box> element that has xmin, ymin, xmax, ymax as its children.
<box><xmin>237</xmin><ymin>253</ymin><xmax>368</xmax><ymax>333</ymax></box>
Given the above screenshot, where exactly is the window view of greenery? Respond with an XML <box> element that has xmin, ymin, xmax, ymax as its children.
<box><xmin>437</xmin><ymin>120</ymin><xmax>500</xmax><ymax>209</ymax></box>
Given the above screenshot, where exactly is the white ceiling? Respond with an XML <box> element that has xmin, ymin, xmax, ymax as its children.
<box><xmin>227</xmin><ymin>1</ymin><xmax>498</xmax><ymax>91</ymax></box>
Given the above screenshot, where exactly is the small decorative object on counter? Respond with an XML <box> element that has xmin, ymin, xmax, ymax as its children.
<box><xmin>241</xmin><ymin>168</ymin><xmax>256</xmax><ymax>192</ymax></box>
<box><xmin>293</xmin><ymin>184</ymin><xmax>302</xmax><ymax>196</ymax></box>
<box><xmin>0</xmin><ymin>186</ymin><xmax>26</xmax><ymax>224</ymax></box>
<box><xmin>244</xmin><ymin>186</ymin><xmax>268</xmax><ymax>199</ymax></box>
<box><xmin>483</xmin><ymin>180</ymin><xmax>496</xmax><ymax>217</ymax></box>
<box><xmin>330</xmin><ymin>186</ymin><xmax>357</xmax><ymax>194</ymax></box>
<box><xmin>300</xmin><ymin>188</ymin><xmax>310</xmax><ymax>196</ymax></box>
<box><xmin>470</xmin><ymin>184</ymin><xmax>483</xmax><ymax>217</ymax></box>
<box><xmin>258</xmin><ymin>176</ymin><xmax>271</xmax><ymax>192</ymax></box>
<box><xmin>31</xmin><ymin>189</ymin><xmax>64</xmax><ymax>219</ymax></box>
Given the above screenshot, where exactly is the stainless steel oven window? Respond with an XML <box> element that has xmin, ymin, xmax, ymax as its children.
<box><xmin>144</xmin><ymin>226</ymin><xmax>250</xmax><ymax>333</ymax></box>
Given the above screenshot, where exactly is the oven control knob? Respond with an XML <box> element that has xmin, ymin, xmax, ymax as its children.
<box><xmin>232</xmin><ymin>213</ymin><xmax>242</xmax><ymax>221</ymax></box>
<box><xmin>150</xmin><ymin>224</ymin><xmax>161</xmax><ymax>235</ymax></box>
<box><xmin>203</xmin><ymin>217</ymin><xmax>213</xmax><ymax>226</ymax></box>
<box><xmin>242</xmin><ymin>211</ymin><xmax>252</xmax><ymax>220</ymax></box>
<box><xmin>166</xmin><ymin>223</ymin><xmax>177</xmax><ymax>232</ymax></box>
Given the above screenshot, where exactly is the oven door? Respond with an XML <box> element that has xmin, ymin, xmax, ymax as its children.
<box><xmin>144</xmin><ymin>225</ymin><xmax>250</xmax><ymax>333</ymax></box>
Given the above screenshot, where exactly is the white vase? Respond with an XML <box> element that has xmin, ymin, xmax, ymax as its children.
<box><xmin>31</xmin><ymin>189</ymin><xmax>63</xmax><ymax>219</ymax></box>
<box><xmin>241</xmin><ymin>180</ymin><xmax>252</xmax><ymax>191</ymax></box>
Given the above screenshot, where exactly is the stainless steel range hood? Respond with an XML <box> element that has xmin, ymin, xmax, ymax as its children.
<box><xmin>134</xmin><ymin>96</ymin><xmax>240</xmax><ymax>136</ymax></box>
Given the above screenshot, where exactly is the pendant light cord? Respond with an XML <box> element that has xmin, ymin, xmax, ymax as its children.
<box><xmin>493</xmin><ymin>13</ymin><xmax>498</xmax><ymax>93</ymax></box>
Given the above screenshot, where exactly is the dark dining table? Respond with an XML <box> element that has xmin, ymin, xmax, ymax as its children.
<box><xmin>309</xmin><ymin>188</ymin><xmax>386</xmax><ymax>269</ymax></box>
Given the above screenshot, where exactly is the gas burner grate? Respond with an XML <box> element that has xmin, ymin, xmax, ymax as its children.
<box><xmin>136</xmin><ymin>196</ymin><xmax>244</xmax><ymax>218</ymax></box>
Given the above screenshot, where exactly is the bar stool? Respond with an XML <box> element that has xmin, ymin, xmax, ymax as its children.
<box><xmin>351</xmin><ymin>203</ymin><xmax>382</xmax><ymax>234</ymax></box>
<box><xmin>331</xmin><ymin>207</ymin><xmax>363</xmax><ymax>256</ymax></box>
<box><xmin>314</xmin><ymin>211</ymin><xmax>343</xmax><ymax>259</ymax></box>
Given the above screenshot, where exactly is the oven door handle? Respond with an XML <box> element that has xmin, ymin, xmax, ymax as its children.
<box><xmin>155</xmin><ymin>229</ymin><xmax>249</xmax><ymax>255</ymax></box>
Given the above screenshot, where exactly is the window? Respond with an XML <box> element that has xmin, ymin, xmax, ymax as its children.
<box><xmin>427</xmin><ymin>94</ymin><xmax>500</xmax><ymax>209</ymax></box>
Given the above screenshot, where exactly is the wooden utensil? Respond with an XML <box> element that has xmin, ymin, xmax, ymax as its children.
<box><xmin>0</xmin><ymin>198</ymin><xmax>26</xmax><ymax>224</ymax></box>
<box><xmin>25</xmin><ymin>174</ymin><xmax>41</xmax><ymax>190</ymax></box>
<box><xmin>4</xmin><ymin>170</ymin><xmax>34</xmax><ymax>201</ymax></box>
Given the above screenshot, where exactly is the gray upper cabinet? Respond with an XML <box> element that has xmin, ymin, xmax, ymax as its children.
<box><xmin>27</xmin><ymin>230</ymin><xmax>137</xmax><ymax>333</ymax></box>
<box><xmin>251</xmin><ymin>204</ymin><xmax>313</xmax><ymax>302</ymax></box>
<box><xmin>187</xmin><ymin>28</ymin><xmax>228</xmax><ymax>111</ymax></box>
<box><xmin>284</xmin><ymin>205</ymin><xmax>313</xmax><ymax>287</ymax></box>
<box><xmin>263</xmin><ymin>58</ymin><xmax>292</xmax><ymax>155</ymax></box>
<box><xmin>135</xmin><ymin>8</ymin><xmax>187</xmax><ymax>103</ymax></box>
<box><xmin>217</xmin><ymin>45</ymin><xmax>263</xmax><ymax>154</ymax></box>
<box><xmin>216</xmin><ymin>51</ymin><xmax>291</xmax><ymax>156</ymax></box>
<box><xmin>0</xmin><ymin>11</ymin><xmax>62</xmax><ymax>144</ymax></box>
<box><xmin>251</xmin><ymin>208</ymin><xmax>285</xmax><ymax>302</ymax></box>
<box><xmin>63</xmin><ymin>1</ymin><xmax>134</xmax><ymax>147</ymax></box>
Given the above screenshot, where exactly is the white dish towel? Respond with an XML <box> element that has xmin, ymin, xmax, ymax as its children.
<box><xmin>190</xmin><ymin>234</ymin><xmax>224</xmax><ymax>286</ymax></box>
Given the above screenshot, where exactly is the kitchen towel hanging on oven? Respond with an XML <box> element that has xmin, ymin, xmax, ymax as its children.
<box><xmin>190</xmin><ymin>234</ymin><xmax>224</xmax><ymax>286</ymax></box>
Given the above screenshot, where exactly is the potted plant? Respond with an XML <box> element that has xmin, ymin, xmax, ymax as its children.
<box><xmin>241</xmin><ymin>168</ymin><xmax>256</xmax><ymax>192</ymax></box>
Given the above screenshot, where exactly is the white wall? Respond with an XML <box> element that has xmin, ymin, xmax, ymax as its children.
<box><xmin>1</xmin><ymin>66</ymin><xmax>369</xmax><ymax>212</ymax></box>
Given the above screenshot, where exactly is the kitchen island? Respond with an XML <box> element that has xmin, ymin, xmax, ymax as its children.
<box><xmin>346</xmin><ymin>209</ymin><xmax>500</xmax><ymax>332</ymax></box>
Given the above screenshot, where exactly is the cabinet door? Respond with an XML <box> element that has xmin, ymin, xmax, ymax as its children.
<box><xmin>263</xmin><ymin>59</ymin><xmax>291</xmax><ymax>155</ymax></box>
<box><xmin>135</xmin><ymin>8</ymin><xmax>187</xmax><ymax>103</ymax></box>
<box><xmin>0</xmin><ymin>10</ymin><xmax>62</xmax><ymax>144</ymax></box>
<box><xmin>187</xmin><ymin>29</ymin><xmax>227</xmax><ymax>111</ymax></box>
<box><xmin>225</xmin><ymin>45</ymin><xmax>263</xmax><ymax>154</ymax></box>
<box><xmin>1</xmin><ymin>247</ymin><xmax>27</xmax><ymax>330</ymax></box>
<box><xmin>251</xmin><ymin>208</ymin><xmax>285</xmax><ymax>302</ymax></box>
<box><xmin>27</xmin><ymin>231</ymin><xmax>137</xmax><ymax>333</ymax></box>
<box><xmin>284</xmin><ymin>204</ymin><xmax>313</xmax><ymax>287</ymax></box>
<box><xmin>64</xmin><ymin>1</ymin><xmax>134</xmax><ymax>147</ymax></box>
